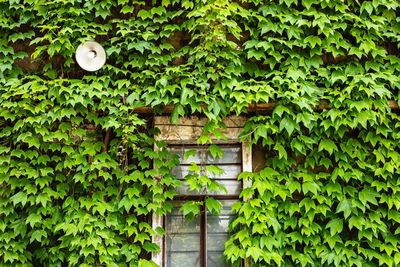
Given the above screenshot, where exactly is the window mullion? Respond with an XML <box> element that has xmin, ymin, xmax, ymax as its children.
<box><xmin>200</xmin><ymin>202</ymin><xmax>207</xmax><ymax>267</ymax></box>
<box><xmin>204</xmin><ymin>203</ymin><xmax>207</xmax><ymax>267</ymax></box>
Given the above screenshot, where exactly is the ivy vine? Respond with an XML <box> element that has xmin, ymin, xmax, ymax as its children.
<box><xmin>1</xmin><ymin>0</ymin><xmax>400</xmax><ymax>266</ymax></box>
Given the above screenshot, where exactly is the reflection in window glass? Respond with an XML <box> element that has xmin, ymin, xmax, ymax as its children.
<box><xmin>170</xmin><ymin>145</ymin><xmax>242</xmax><ymax>196</ymax></box>
<box><xmin>166</xmin><ymin>206</ymin><xmax>200</xmax><ymax>267</ymax></box>
<box><xmin>169</xmin><ymin>146</ymin><xmax>242</xmax><ymax>165</ymax></box>
<box><xmin>207</xmin><ymin>200</ymin><xmax>235</xmax><ymax>267</ymax></box>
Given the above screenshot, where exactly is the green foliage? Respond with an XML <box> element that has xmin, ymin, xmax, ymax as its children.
<box><xmin>1</xmin><ymin>0</ymin><xmax>400</xmax><ymax>266</ymax></box>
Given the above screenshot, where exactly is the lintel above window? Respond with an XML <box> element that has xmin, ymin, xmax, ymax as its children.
<box><xmin>154</xmin><ymin>116</ymin><xmax>246</xmax><ymax>144</ymax></box>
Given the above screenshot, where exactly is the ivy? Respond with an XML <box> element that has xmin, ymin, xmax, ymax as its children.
<box><xmin>1</xmin><ymin>0</ymin><xmax>400</xmax><ymax>266</ymax></box>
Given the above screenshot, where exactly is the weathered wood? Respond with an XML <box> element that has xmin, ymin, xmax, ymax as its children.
<box><xmin>241</xmin><ymin>140</ymin><xmax>252</xmax><ymax>201</ymax></box>
<box><xmin>151</xmin><ymin>190</ymin><xmax>164</xmax><ymax>266</ymax></box>
<box><xmin>154</xmin><ymin>116</ymin><xmax>246</xmax><ymax>143</ymax></box>
<box><xmin>252</xmin><ymin>142</ymin><xmax>266</xmax><ymax>173</ymax></box>
<box><xmin>135</xmin><ymin>101</ymin><xmax>399</xmax><ymax>114</ymax></box>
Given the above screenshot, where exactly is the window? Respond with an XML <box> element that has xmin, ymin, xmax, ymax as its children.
<box><xmin>152</xmin><ymin>116</ymin><xmax>251</xmax><ymax>267</ymax></box>
<box><xmin>166</xmin><ymin>145</ymin><xmax>241</xmax><ymax>267</ymax></box>
<box><xmin>169</xmin><ymin>145</ymin><xmax>242</xmax><ymax>196</ymax></box>
<box><xmin>166</xmin><ymin>200</ymin><xmax>237</xmax><ymax>267</ymax></box>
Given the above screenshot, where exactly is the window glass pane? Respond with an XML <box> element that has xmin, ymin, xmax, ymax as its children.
<box><xmin>175</xmin><ymin>181</ymin><xmax>201</xmax><ymax>195</ymax></box>
<box><xmin>172</xmin><ymin>165</ymin><xmax>241</xmax><ymax>179</ymax></box>
<box><xmin>207</xmin><ymin>251</ymin><xmax>229</xmax><ymax>267</ymax></box>
<box><xmin>172</xmin><ymin>163</ymin><xmax>241</xmax><ymax>195</ymax></box>
<box><xmin>166</xmin><ymin>215</ymin><xmax>200</xmax><ymax>234</ymax></box>
<box><xmin>167</xmin><ymin>252</ymin><xmax>201</xmax><ymax>267</ymax></box>
<box><xmin>166</xmin><ymin>206</ymin><xmax>200</xmax><ymax>267</ymax></box>
<box><xmin>208</xmin><ymin>180</ymin><xmax>241</xmax><ymax>195</ymax></box>
<box><xmin>167</xmin><ymin>233</ymin><xmax>200</xmax><ymax>252</ymax></box>
<box><xmin>175</xmin><ymin>179</ymin><xmax>241</xmax><ymax>195</ymax></box>
<box><xmin>169</xmin><ymin>146</ymin><xmax>241</xmax><ymax>164</ymax></box>
<box><xmin>207</xmin><ymin>232</ymin><xmax>229</xmax><ymax>251</ymax></box>
<box><xmin>207</xmin><ymin>200</ymin><xmax>236</xmax><ymax>267</ymax></box>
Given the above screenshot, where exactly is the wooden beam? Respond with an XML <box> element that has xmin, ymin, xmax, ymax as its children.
<box><xmin>133</xmin><ymin>105</ymin><xmax>175</xmax><ymax>113</ymax></box>
<box><xmin>133</xmin><ymin>101</ymin><xmax>399</xmax><ymax>114</ymax></box>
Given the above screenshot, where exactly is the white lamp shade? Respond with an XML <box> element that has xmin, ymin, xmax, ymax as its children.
<box><xmin>75</xmin><ymin>41</ymin><xmax>106</xmax><ymax>71</ymax></box>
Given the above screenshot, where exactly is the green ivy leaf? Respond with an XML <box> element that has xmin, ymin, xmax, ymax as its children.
<box><xmin>302</xmin><ymin>182</ymin><xmax>320</xmax><ymax>195</ymax></box>
<box><xmin>318</xmin><ymin>139</ymin><xmax>337</xmax><ymax>155</ymax></box>
<box><xmin>279</xmin><ymin>117</ymin><xmax>296</xmax><ymax>136</ymax></box>
<box><xmin>209</xmin><ymin>144</ymin><xmax>223</xmax><ymax>159</ymax></box>
<box><xmin>183</xmin><ymin>149</ymin><xmax>196</xmax><ymax>161</ymax></box>
<box><xmin>180</xmin><ymin>201</ymin><xmax>201</xmax><ymax>220</ymax></box>
<box><xmin>10</xmin><ymin>192</ymin><xmax>28</xmax><ymax>206</ymax></box>
<box><xmin>359</xmin><ymin>187</ymin><xmax>379</xmax><ymax>206</ymax></box>
<box><xmin>26</xmin><ymin>213</ymin><xmax>42</xmax><ymax>228</ymax></box>
<box><xmin>138</xmin><ymin>259</ymin><xmax>159</xmax><ymax>267</ymax></box>
<box><xmin>326</xmin><ymin>218</ymin><xmax>343</xmax><ymax>236</ymax></box>
<box><xmin>205</xmin><ymin>197</ymin><xmax>222</xmax><ymax>214</ymax></box>
<box><xmin>30</xmin><ymin>230</ymin><xmax>47</xmax><ymax>243</ymax></box>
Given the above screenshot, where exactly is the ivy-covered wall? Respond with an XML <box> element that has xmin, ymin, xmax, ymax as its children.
<box><xmin>1</xmin><ymin>0</ymin><xmax>400</xmax><ymax>266</ymax></box>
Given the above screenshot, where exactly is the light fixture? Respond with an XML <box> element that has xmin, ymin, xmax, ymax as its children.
<box><xmin>75</xmin><ymin>41</ymin><xmax>106</xmax><ymax>72</ymax></box>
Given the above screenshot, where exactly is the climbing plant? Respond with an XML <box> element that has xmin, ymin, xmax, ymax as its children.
<box><xmin>1</xmin><ymin>0</ymin><xmax>400</xmax><ymax>266</ymax></box>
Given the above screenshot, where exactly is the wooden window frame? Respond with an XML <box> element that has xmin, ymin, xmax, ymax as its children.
<box><xmin>152</xmin><ymin>116</ymin><xmax>252</xmax><ymax>267</ymax></box>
